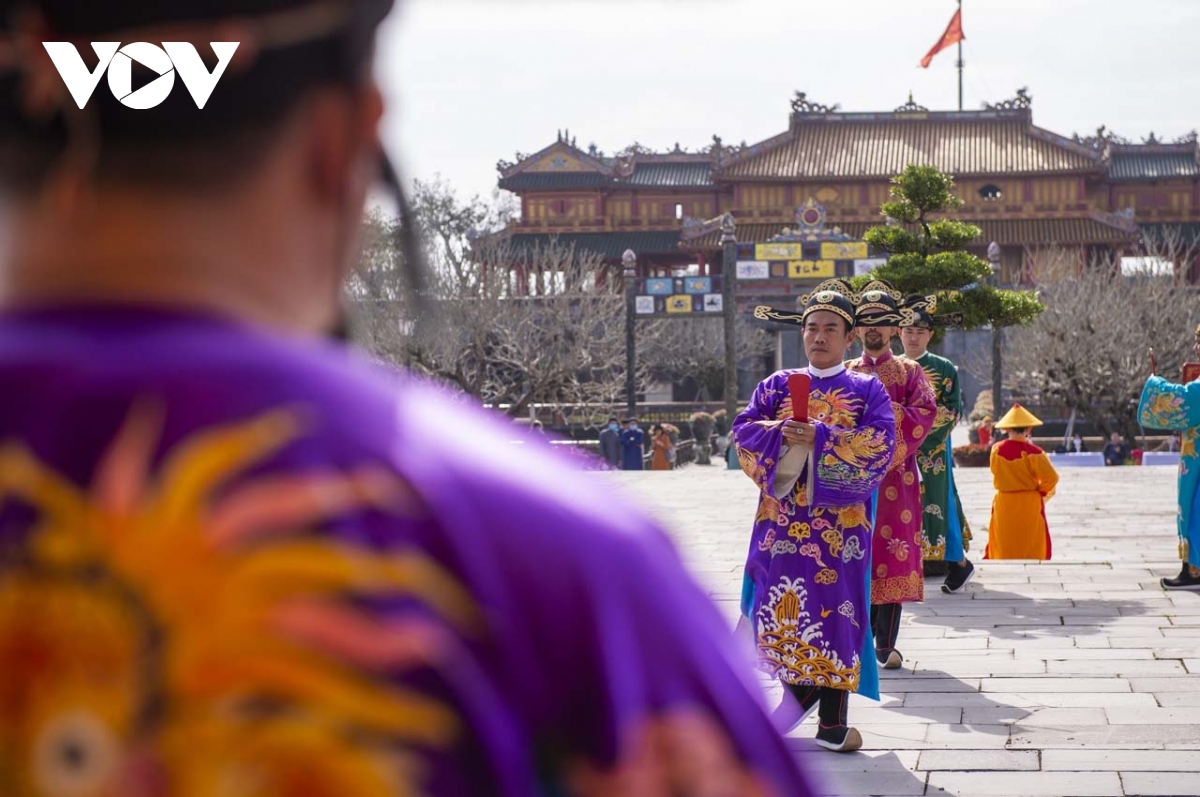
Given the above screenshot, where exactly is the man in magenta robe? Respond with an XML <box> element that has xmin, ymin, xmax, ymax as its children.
<box><xmin>845</xmin><ymin>282</ymin><xmax>937</xmax><ymax>670</ymax></box>
<box><xmin>0</xmin><ymin>2</ymin><xmax>819</xmax><ymax>794</ymax></box>
<box><xmin>738</xmin><ymin>286</ymin><xmax>897</xmax><ymax>752</ymax></box>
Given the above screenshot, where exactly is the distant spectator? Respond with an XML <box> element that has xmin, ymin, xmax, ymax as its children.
<box><xmin>597</xmin><ymin>416</ymin><xmax>621</xmax><ymax>467</ymax></box>
<box><xmin>977</xmin><ymin>417</ymin><xmax>993</xmax><ymax>448</ymax></box>
<box><xmin>1070</xmin><ymin>434</ymin><xmax>1087</xmax><ymax>453</ymax></box>
<box><xmin>1103</xmin><ymin>433</ymin><xmax>1130</xmax><ymax>466</ymax></box>
<box><xmin>650</xmin><ymin>424</ymin><xmax>674</xmax><ymax>470</ymax></box>
<box><xmin>619</xmin><ymin>417</ymin><xmax>645</xmax><ymax>470</ymax></box>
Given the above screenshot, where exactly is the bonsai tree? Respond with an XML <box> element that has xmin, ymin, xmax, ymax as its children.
<box><xmin>690</xmin><ymin>411</ymin><xmax>716</xmax><ymax>465</ymax></box>
<box><xmin>713</xmin><ymin>408</ymin><xmax>730</xmax><ymax>437</ymax></box>
<box><xmin>855</xmin><ymin>165</ymin><xmax>1044</xmax><ymax>330</ymax></box>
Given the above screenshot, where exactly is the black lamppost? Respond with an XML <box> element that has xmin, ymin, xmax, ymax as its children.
<box><xmin>623</xmin><ymin>248</ymin><xmax>637</xmax><ymax>419</ymax></box>
<box><xmin>721</xmin><ymin>214</ymin><xmax>738</xmax><ymax>426</ymax></box>
<box><xmin>988</xmin><ymin>241</ymin><xmax>1003</xmax><ymax>412</ymax></box>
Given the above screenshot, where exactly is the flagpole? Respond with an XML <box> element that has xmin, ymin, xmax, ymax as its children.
<box><xmin>956</xmin><ymin>0</ymin><xmax>964</xmax><ymax>110</ymax></box>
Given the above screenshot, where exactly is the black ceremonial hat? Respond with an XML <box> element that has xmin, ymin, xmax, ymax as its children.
<box><xmin>752</xmin><ymin>279</ymin><xmax>857</xmax><ymax>330</ymax></box>
<box><xmin>755</xmin><ymin>278</ymin><xmax>857</xmax><ymax>329</ymax></box>
<box><xmin>855</xmin><ymin>279</ymin><xmax>905</xmax><ymax>328</ymax></box>
<box><xmin>900</xmin><ymin>294</ymin><xmax>963</xmax><ymax>329</ymax></box>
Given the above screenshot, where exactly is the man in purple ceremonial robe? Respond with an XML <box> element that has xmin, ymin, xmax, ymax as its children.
<box><xmin>0</xmin><ymin>2</ymin><xmax>818</xmax><ymax>795</ymax></box>
<box><xmin>739</xmin><ymin>284</ymin><xmax>897</xmax><ymax>753</ymax></box>
<box><xmin>845</xmin><ymin>281</ymin><xmax>937</xmax><ymax>671</ymax></box>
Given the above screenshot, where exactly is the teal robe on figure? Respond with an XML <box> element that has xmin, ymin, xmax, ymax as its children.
<box><xmin>914</xmin><ymin>351</ymin><xmax>972</xmax><ymax>563</ymax></box>
<box><xmin>1139</xmin><ymin>375</ymin><xmax>1200</xmax><ymax>567</ymax></box>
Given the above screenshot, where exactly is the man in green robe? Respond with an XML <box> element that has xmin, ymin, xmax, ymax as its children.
<box><xmin>899</xmin><ymin>301</ymin><xmax>975</xmax><ymax>593</ymax></box>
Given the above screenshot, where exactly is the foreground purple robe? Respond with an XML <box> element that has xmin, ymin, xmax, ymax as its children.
<box><xmin>0</xmin><ymin>306</ymin><xmax>815</xmax><ymax>797</ymax></box>
<box><xmin>733</xmin><ymin>367</ymin><xmax>896</xmax><ymax>691</ymax></box>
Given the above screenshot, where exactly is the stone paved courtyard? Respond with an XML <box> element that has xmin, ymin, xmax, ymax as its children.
<box><xmin>610</xmin><ymin>460</ymin><xmax>1200</xmax><ymax>797</ymax></box>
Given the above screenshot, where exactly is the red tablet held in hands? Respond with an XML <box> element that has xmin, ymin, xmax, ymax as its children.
<box><xmin>787</xmin><ymin>372</ymin><xmax>810</xmax><ymax>422</ymax></box>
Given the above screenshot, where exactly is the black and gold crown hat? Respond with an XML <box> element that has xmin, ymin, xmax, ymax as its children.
<box><xmin>855</xmin><ymin>279</ymin><xmax>906</xmax><ymax>328</ymax></box>
<box><xmin>899</xmin><ymin>294</ymin><xmax>963</xmax><ymax>329</ymax></box>
<box><xmin>753</xmin><ymin>278</ymin><xmax>858</xmax><ymax>330</ymax></box>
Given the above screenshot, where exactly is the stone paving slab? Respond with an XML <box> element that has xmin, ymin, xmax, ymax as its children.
<box><xmin>927</xmin><ymin>771</ymin><xmax>1122</xmax><ymax>796</ymax></box>
<box><xmin>1118</xmin><ymin>772</ymin><xmax>1200</xmax><ymax>795</ymax></box>
<box><xmin>916</xmin><ymin>750</ymin><xmax>1040</xmax><ymax>771</ymax></box>
<box><xmin>1042</xmin><ymin>749</ymin><xmax>1200</xmax><ymax>771</ymax></box>
<box><xmin>612</xmin><ymin>461</ymin><xmax>1200</xmax><ymax>796</ymax></box>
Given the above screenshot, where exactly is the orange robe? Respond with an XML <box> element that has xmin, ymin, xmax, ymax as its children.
<box><xmin>985</xmin><ymin>439</ymin><xmax>1059</xmax><ymax>560</ymax></box>
<box><xmin>650</xmin><ymin>433</ymin><xmax>673</xmax><ymax>470</ymax></box>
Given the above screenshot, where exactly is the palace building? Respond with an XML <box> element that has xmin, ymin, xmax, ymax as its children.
<box><xmin>494</xmin><ymin>90</ymin><xmax>1200</xmax><ymax>285</ymax></box>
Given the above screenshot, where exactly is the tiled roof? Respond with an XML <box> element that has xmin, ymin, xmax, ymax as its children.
<box><xmin>498</xmin><ymin>173</ymin><xmax>614</xmax><ymax>191</ymax></box>
<box><xmin>1109</xmin><ymin>153</ymin><xmax>1200</xmax><ymax>181</ymax></box>
<box><xmin>1141</xmin><ymin>223</ymin><xmax>1200</xmax><ymax>245</ymax></box>
<box><xmin>681</xmin><ymin>217</ymin><xmax>1137</xmax><ymax>249</ymax></box>
<box><xmin>719</xmin><ymin>117</ymin><xmax>1101</xmax><ymax>180</ymax></box>
<box><xmin>499</xmin><ymin>162</ymin><xmax>715</xmax><ymax>193</ymax></box>
<box><xmin>626</xmin><ymin>162</ymin><xmax>714</xmax><ymax>187</ymax></box>
<box><xmin>506</xmin><ymin>231</ymin><xmax>684</xmax><ymax>261</ymax></box>
<box><xmin>680</xmin><ymin>223</ymin><xmax>785</xmax><ymax>250</ymax></box>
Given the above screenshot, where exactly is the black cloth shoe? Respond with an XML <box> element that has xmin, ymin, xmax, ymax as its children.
<box><xmin>942</xmin><ymin>559</ymin><xmax>976</xmax><ymax>594</ymax></box>
<box><xmin>815</xmin><ymin>724</ymin><xmax>863</xmax><ymax>752</ymax></box>
<box><xmin>1162</xmin><ymin>565</ymin><xmax>1200</xmax><ymax>591</ymax></box>
<box><xmin>923</xmin><ymin>560</ymin><xmax>948</xmax><ymax>578</ymax></box>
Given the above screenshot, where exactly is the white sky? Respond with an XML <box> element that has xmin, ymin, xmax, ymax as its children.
<box><xmin>379</xmin><ymin>0</ymin><xmax>1200</xmax><ymax>201</ymax></box>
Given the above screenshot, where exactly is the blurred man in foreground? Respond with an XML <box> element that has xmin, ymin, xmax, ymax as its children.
<box><xmin>0</xmin><ymin>2</ymin><xmax>816</xmax><ymax>794</ymax></box>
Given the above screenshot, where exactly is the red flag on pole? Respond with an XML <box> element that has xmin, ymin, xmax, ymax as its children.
<box><xmin>919</xmin><ymin>8</ymin><xmax>964</xmax><ymax>68</ymax></box>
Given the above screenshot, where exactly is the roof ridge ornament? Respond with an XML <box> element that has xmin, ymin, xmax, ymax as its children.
<box><xmin>894</xmin><ymin>92</ymin><xmax>929</xmax><ymax>113</ymax></box>
<box><xmin>791</xmin><ymin>91</ymin><xmax>840</xmax><ymax>115</ymax></box>
<box><xmin>985</xmin><ymin>87</ymin><xmax>1032</xmax><ymax>111</ymax></box>
<box><xmin>681</xmin><ymin>215</ymin><xmax>725</xmax><ymax>242</ymax></box>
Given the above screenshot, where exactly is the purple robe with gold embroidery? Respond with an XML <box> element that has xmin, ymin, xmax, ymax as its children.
<box><xmin>0</xmin><ymin>306</ymin><xmax>817</xmax><ymax>797</ymax></box>
<box><xmin>733</xmin><ymin>366</ymin><xmax>896</xmax><ymax>691</ymax></box>
<box><xmin>846</xmin><ymin>350</ymin><xmax>938</xmax><ymax>605</ymax></box>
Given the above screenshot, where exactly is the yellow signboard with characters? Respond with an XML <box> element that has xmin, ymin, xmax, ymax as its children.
<box><xmin>821</xmin><ymin>241</ymin><xmax>869</xmax><ymax>260</ymax></box>
<box><xmin>756</xmin><ymin>242</ymin><xmax>805</xmax><ymax>261</ymax></box>
<box><xmin>665</xmin><ymin>296</ymin><xmax>693</xmax><ymax>314</ymax></box>
<box><xmin>787</xmin><ymin>260</ymin><xmax>836</xmax><ymax>279</ymax></box>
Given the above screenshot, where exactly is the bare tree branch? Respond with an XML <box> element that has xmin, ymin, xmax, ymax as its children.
<box><xmin>1006</xmin><ymin>236</ymin><xmax>1200</xmax><ymax>441</ymax></box>
<box><xmin>349</xmin><ymin>181</ymin><xmax>644</xmax><ymax>416</ymax></box>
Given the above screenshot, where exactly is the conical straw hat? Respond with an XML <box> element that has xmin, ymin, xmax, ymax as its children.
<box><xmin>995</xmin><ymin>403</ymin><xmax>1043</xmax><ymax>429</ymax></box>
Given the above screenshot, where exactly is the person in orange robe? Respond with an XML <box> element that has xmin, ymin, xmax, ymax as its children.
<box><xmin>986</xmin><ymin>405</ymin><xmax>1060</xmax><ymax>560</ymax></box>
<box><xmin>650</xmin><ymin>424</ymin><xmax>674</xmax><ymax>470</ymax></box>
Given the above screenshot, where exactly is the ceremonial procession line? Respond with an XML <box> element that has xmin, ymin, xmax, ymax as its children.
<box><xmin>613</xmin><ymin>460</ymin><xmax>1200</xmax><ymax>797</ymax></box>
